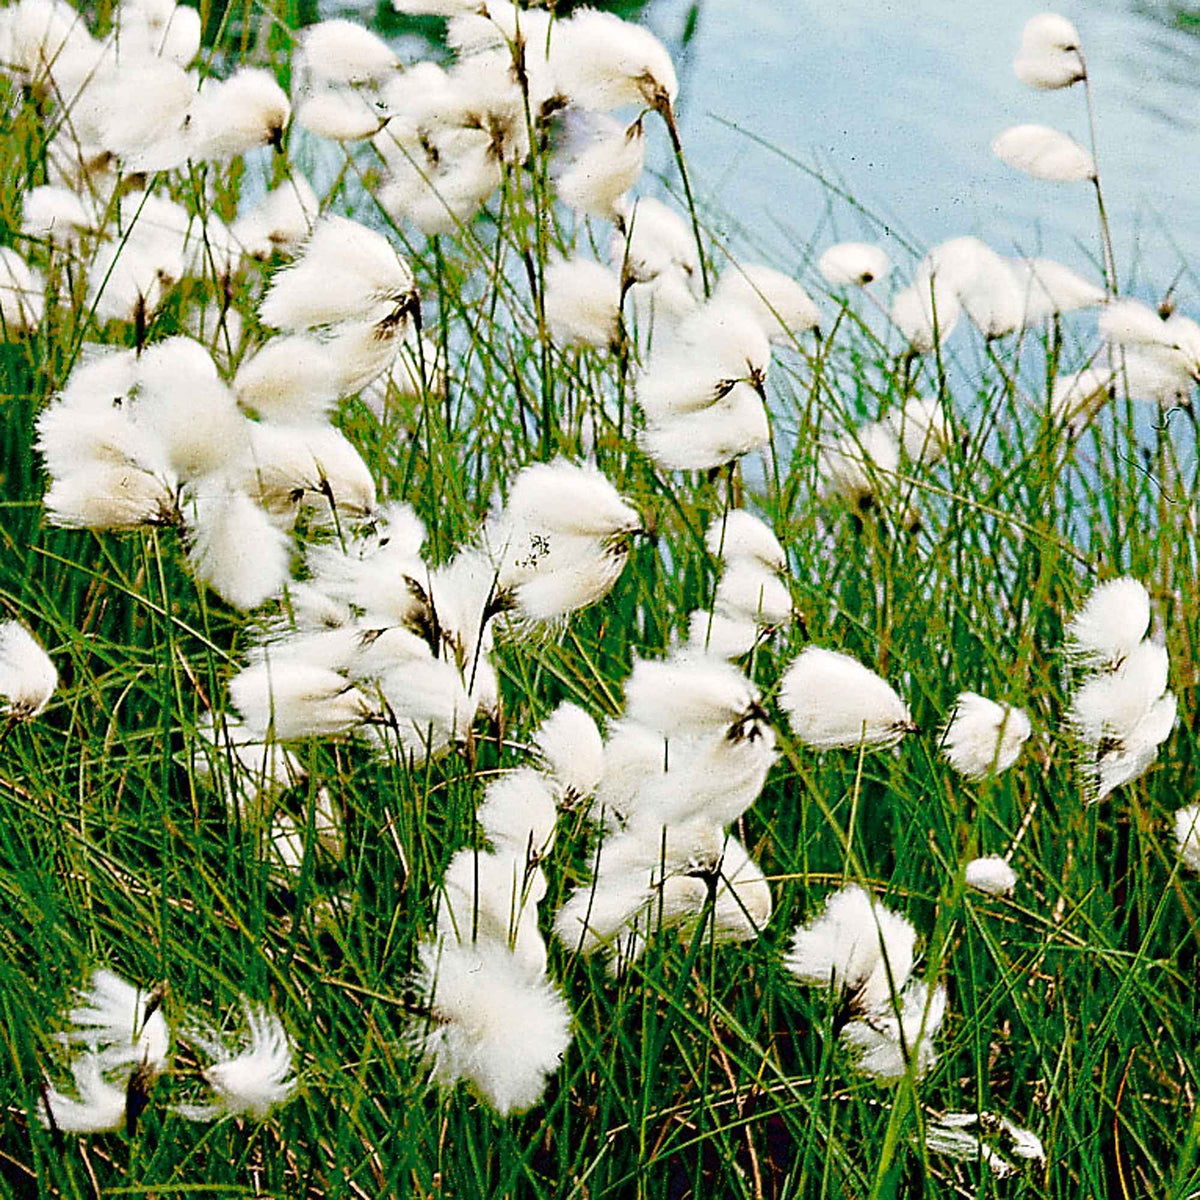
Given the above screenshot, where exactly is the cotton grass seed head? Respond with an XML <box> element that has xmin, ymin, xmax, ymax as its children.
<box><xmin>533</xmin><ymin>701</ymin><xmax>604</xmax><ymax>803</ymax></box>
<box><xmin>964</xmin><ymin>855</ymin><xmax>1018</xmax><ymax>896</ymax></box>
<box><xmin>1014</xmin><ymin>13</ymin><xmax>1084</xmax><ymax>90</ymax></box>
<box><xmin>818</xmin><ymin>242</ymin><xmax>891</xmax><ymax>288</ymax></box>
<box><xmin>940</xmin><ymin>692</ymin><xmax>1031</xmax><ymax>779</ymax></box>
<box><xmin>991</xmin><ymin>124</ymin><xmax>1096</xmax><ymax>182</ymax></box>
<box><xmin>780</xmin><ymin>646</ymin><xmax>914</xmax><ymax>751</ymax></box>
<box><xmin>840</xmin><ymin>979</ymin><xmax>947</xmax><ymax>1084</ymax></box>
<box><xmin>39</xmin><ymin>1052</ymin><xmax>128</xmax><ymax>1133</ymax></box>
<box><xmin>1173</xmin><ymin>805</ymin><xmax>1200</xmax><ymax>875</ymax></box>
<box><xmin>0</xmin><ymin>620</ymin><xmax>56</xmax><ymax>720</ymax></box>
<box><xmin>1066</xmin><ymin>576</ymin><xmax>1151</xmax><ymax>669</ymax></box>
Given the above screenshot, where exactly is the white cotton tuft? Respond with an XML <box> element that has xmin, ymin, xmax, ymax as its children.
<box><xmin>193</xmin><ymin>714</ymin><xmax>305</xmax><ymax>812</ymax></box>
<box><xmin>503</xmin><ymin>459</ymin><xmax>642</xmax><ymax>540</ymax></box>
<box><xmin>1173</xmin><ymin>805</ymin><xmax>1200</xmax><ymax>875</ymax></box>
<box><xmin>1014</xmin><ymin>13</ymin><xmax>1084</xmax><ymax>90</ymax></box>
<box><xmin>234</xmin><ymin>336</ymin><xmax>343</xmax><ymax>422</ymax></box>
<box><xmin>409</xmin><ymin>938</ymin><xmax>572</xmax><ymax>1116</ymax></box>
<box><xmin>477</xmin><ymin>767</ymin><xmax>559</xmax><ymax>858</ymax></box>
<box><xmin>554</xmin><ymin>113</ymin><xmax>645</xmax><ymax>219</ymax></box>
<box><xmin>44</xmin><ymin>464</ymin><xmax>179</xmax><ymax>530</ymax></box>
<box><xmin>940</xmin><ymin>692</ymin><xmax>1031</xmax><ymax>779</ymax></box>
<box><xmin>231</xmin><ymin>174</ymin><xmax>319</xmax><ymax>258</ymax></box>
<box><xmin>992</xmin><ymin>124</ymin><xmax>1096</xmax><ymax>183</ymax></box>
<box><xmin>544</xmin><ymin>258</ymin><xmax>622</xmax><ymax>349</ymax></box>
<box><xmin>714</xmin><ymin>561</ymin><xmax>793</xmax><ymax>627</ymax></box>
<box><xmin>887</xmin><ymin>397</ymin><xmax>951</xmax><ymax>466</ymax></box>
<box><xmin>0</xmin><ymin>621</ymin><xmax>57</xmax><ymax>720</ymax></box>
<box><xmin>639</xmin><ymin>383</ymin><xmax>770</xmax><ymax>471</ymax></box>
<box><xmin>1065</xmin><ymin>576</ymin><xmax>1150</xmax><ymax>669</ymax></box>
<box><xmin>1098</xmin><ymin>299</ymin><xmax>1177</xmax><ymax>350</ymax></box>
<box><xmin>533</xmin><ymin>702</ymin><xmax>605</xmax><ymax>802</ymax></box>
<box><xmin>229</xmin><ymin>660</ymin><xmax>375</xmax><ymax>740</ymax></box>
<box><xmin>818</xmin><ymin>243</ymin><xmax>891</xmax><ymax>288</ymax></box>
<box><xmin>705</xmin><ymin>509</ymin><xmax>787</xmax><ymax>571</ymax></box>
<box><xmin>964</xmin><ymin>855</ymin><xmax>1018</xmax><ymax>896</ymax></box>
<box><xmin>22</xmin><ymin>184</ymin><xmax>97</xmax><ymax>248</ymax></box>
<box><xmin>784</xmin><ymin>884</ymin><xmax>917</xmax><ymax>1012</ymax></box>
<box><xmin>181</xmin><ymin>480</ymin><xmax>291</xmax><ymax>610</ymax></box>
<box><xmin>817</xmin><ymin>422</ymin><xmax>900</xmax><ymax>507</ymax></box>
<box><xmin>259</xmin><ymin>215</ymin><xmax>415</xmax><ymax>331</ymax></box>
<box><xmin>38</xmin><ymin>1053</ymin><xmax>128</xmax><ymax>1133</ymax></box>
<box><xmin>1008</xmin><ymin>257</ymin><xmax>1105</xmax><ymax>324</ymax></box>
<box><xmin>687</xmin><ymin>611</ymin><xmax>759</xmax><ymax>660</ymax></box>
<box><xmin>624</xmin><ymin>653</ymin><xmax>761</xmax><ymax>738</ymax></box>
<box><xmin>296</xmin><ymin>89</ymin><xmax>389</xmax><ymax>142</ymax></box>
<box><xmin>60</xmin><ymin>969</ymin><xmax>170</xmax><ymax>1076</ymax></box>
<box><xmin>1069</xmin><ymin>640</ymin><xmax>1175</xmax><ymax>802</ymax></box>
<box><xmin>612</xmin><ymin>195</ymin><xmax>699</xmax><ymax>287</ymax></box>
<box><xmin>301</xmin><ymin>19</ymin><xmax>400</xmax><ymax>85</ymax></box>
<box><xmin>890</xmin><ymin>272</ymin><xmax>961</xmax><ymax>353</ymax></box>
<box><xmin>377</xmin><ymin>657</ymin><xmax>478</xmax><ymax>760</ymax></box>
<box><xmin>553</xmin><ymin>9</ymin><xmax>677</xmax><ymax>112</ymax></box>
<box><xmin>188</xmin><ymin>68</ymin><xmax>291</xmax><ymax>161</ymax></box>
<box><xmin>179</xmin><ymin>1001</ymin><xmax>296</xmax><ymax>1120</ymax></box>
<box><xmin>840</xmin><ymin>979</ymin><xmax>947</xmax><ymax>1083</ymax></box>
<box><xmin>780</xmin><ymin>646</ymin><xmax>913</xmax><ymax>751</ymax></box>
<box><xmin>0</xmin><ymin>247</ymin><xmax>44</xmax><ymax>333</ymax></box>
<box><xmin>712</xmin><ymin>263</ymin><xmax>820</xmax><ymax>343</ymax></box>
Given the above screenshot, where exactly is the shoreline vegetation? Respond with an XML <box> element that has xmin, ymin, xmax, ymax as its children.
<box><xmin>0</xmin><ymin>2</ymin><xmax>1197</xmax><ymax>1196</ymax></box>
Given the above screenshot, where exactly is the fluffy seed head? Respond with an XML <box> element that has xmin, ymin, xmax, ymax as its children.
<box><xmin>940</xmin><ymin>692</ymin><xmax>1031</xmax><ymax>779</ymax></box>
<box><xmin>964</xmin><ymin>855</ymin><xmax>1018</xmax><ymax>896</ymax></box>
<box><xmin>992</xmin><ymin>124</ymin><xmax>1096</xmax><ymax>182</ymax></box>
<box><xmin>0</xmin><ymin>621</ymin><xmax>57</xmax><ymax>719</ymax></box>
<box><xmin>840</xmin><ymin>980</ymin><xmax>947</xmax><ymax>1083</ymax></box>
<box><xmin>818</xmin><ymin>242</ymin><xmax>891</xmax><ymax>287</ymax></box>
<box><xmin>533</xmin><ymin>702</ymin><xmax>605</xmax><ymax>802</ymax></box>
<box><xmin>1066</xmin><ymin>577</ymin><xmax>1150</xmax><ymax>669</ymax></box>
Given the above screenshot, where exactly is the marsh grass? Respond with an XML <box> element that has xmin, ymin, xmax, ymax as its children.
<box><xmin>0</xmin><ymin>4</ymin><xmax>1199</xmax><ymax>1198</ymax></box>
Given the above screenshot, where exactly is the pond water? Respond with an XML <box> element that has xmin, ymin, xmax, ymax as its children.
<box><xmin>647</xmin><ymin>0</ymin><xmax>1200</xmax><ymax>299</ymax></box>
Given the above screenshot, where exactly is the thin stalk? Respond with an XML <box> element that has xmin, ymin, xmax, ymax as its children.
<box><xmin>661</xmin><ymin>104</ymin><xmax>710</xmax><ymax>299</ymax></box>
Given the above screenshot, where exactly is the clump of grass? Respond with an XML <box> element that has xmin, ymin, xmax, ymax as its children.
<box><xmin>0</xmin><ymin>3</ymin><xmax>1198</xmax><ymax>1198</ymax></box>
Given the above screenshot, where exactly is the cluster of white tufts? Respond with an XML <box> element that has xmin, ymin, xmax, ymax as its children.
<box><xmin>407</xmin><ymin>706</ymin><xmax>584</xmax><ymax>1115</ymax></box>
<box><xmin>940</xmin><ymin>692</ymin><xmax>1031</xmax><ymax>780</ymax></box>
<box><xmin>40</xmin><ymin>968</ymin><xmax>294</xmax><ymax>1132</ymax></box>
<box><xmin>553</xmin><ymin>586</ymin><xmax>785</xmax><ymax>974</ymax></box>
<box><xmin>784</xmin><ymin>884</ymin><xmax>946</xmax><ymax>1084</ymax></box>
<box><xmin>1066</xmin><ymin>577</ymin><xmax>1176</xmax><ymax>802</ymax></box>
<box><xmin>923</xmin><ymin>1110</ymin><xmax>1046</xmax><ymax>1179</ymax></box>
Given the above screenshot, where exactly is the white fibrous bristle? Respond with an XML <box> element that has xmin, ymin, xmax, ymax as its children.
<box><xmin>817</xmin><ymin>422</ymin><xmax>900</xmax><ymax>506</ymax></box>
<box><xmin>304</xmin><ymin>505</ymin><xmax>426</xmax><ymax>625</ymax></box>
<box><xmin>940</xmin><ymin>692</ymin><xmax>1031</xmax><ymax>779</ymax></box>
<box><xmin>317</xmin><ymin>309</ymin><xmax>408</xmax><ymax>395</ymax></box>
<box><xmin>390</xmin><ymin>0</ymin><xmax>481</xmax><ymax>14</ymax></box>
<box><xmin>928</xmin><ymin>236</ymin><xmax>1023</xmax><ymax>340</ymax></box>
<box><xmin>267</xmin><ymin>788</ymin><xmax>344</xmax><ymax>876</ymax></box>
<box><xmin>409</xmin><ymin>937</ymin><xmax>571</xmax><ymax>1116</ymax></box>
<box><xmin>0</xmin><ymin>621</ymin><xmax>57</xmax><ymax>720</ymax></box>
<box><xmin>1098</xmin><ymin>298</ymin><xmax>1177</xmax><ymax>350</ymax></box>
<box><xmin>780</xmin><ymin>646</ymin><xmax>914</xmax><ymax>751</ymax></box>
<box><xmin>301</xmin><ymin>19</ymin><xmax>399</xmax><ymax>85</ymax></box>
<box><xmin>964</xmin><ymin>855</ymin><xmax>1018</xmax><ymax>896</ymax></box>
<box><xmin>477</xmin><ymin>767</ymin><xmax>559</xmax><ymax>858</ymax></box>
<box><xmin>533</xmin><ymin>702</ymin><xmax>605</xmax><ymax>802</ymax></box>
<box><xmin>1049</xmin><ymin>367</ymin><xmax>1112</xmax><ymax>426</ymax></box>
<box><xmin>181</xmin><ymin>480</ymin><xmax>291</xmax><ymax>610</ymax></box>
<box><xmin>45</xmin><ymin>464</ymin><xmax>179</xmax><ymax>529</ymax></box>
<box><xmin>1173</xmin><ymin>805</ymin><xmax>1200</xmax><ymax>875</ymax></box>
<box><xmin>115</xmin><ymin>0</ymin><xmax>202</xmax><ymax>66</ymax></box>
<box><xmin>86</xmin><ymin>236</ymin><xmax>175</xmax><ymax>326</ymax></box>
<box><xmin>239</xmin><ymin>422</ymin><xmax>376</xmax><ymax>523</ymax></box>
<box><xmin>711</xmin><ymin>837</ymin><xmax>773</xmax><ymax>942</ymax></box>
<box><xmin>361</xmin><ymin>337</ymin><xmax>442</xmax><ymax>415</ymax></box>
<box><xmin>640</xmin><ymin>382</ymin><xmax>770</xmax><ymax>471</ymax></box>
<box><xmin>705</xmin><ymin>509</ymin><xmax>787</xmax><ymax>572</ymax></box>
<box><xmin>495</xmin><ymin>458</ymin><xmax>640</xmax><ymax>544</ymax></box>
<box><xmin>638</xmin><ymin>303</ymin><xmax>770</xmax><ymax>420</ymax></box>
<box><xmin>1008</xmin><ymin>257</ymin><xmax>1105</xmax><ymax>324</ymax></box>
<box><xmin>712</xmin><ymin>264</ymin><xmax>820</xmax><ymax>343</ymax></box>
<box><xmin>22</xmin><ymin>184</ymin><xmax>97</xmax><ymax>248</ymax></box>
<box><xmin>229</xmin><ymin>660</ymin><xmax>375</xmax><ymax>740</ymax></box>
<box><xmin>187</xmin><ymin>68</ymin><xmax>290</xmax><ymax>161</ymax></box>
<box><xmin>234</xmin><ymin>336</ymin><xmax>343</xmax><ymax>422</ymax></box>
<box><xmin>1013</xmin><ymin>13</ymin><xmax>1084</xmax><ymax>89</ymax></box>
<box><xmin>1069</xmin><ymin>640</ymin><xmax>1176</xmax><ymax>802</ymax></box>
<box><xmin>435</xmin><ymin>849</ymin><xmax>547</xmax><ymax>972</ymax></box>
<box><xmin>231</xmin><ymin>174</ymin><xmax>319</xmax><ymax>258</ymax></box>
<box><xmin>60</xmin><ymin>969</ymin><xmax>170</xmax><ymax>1075</ymax></box>
<box><xmin>259</xmin><ymin>215</ymin><xmax>415</xmax><ymax>331</ymax></box>
<box><xmin>38</xmin><ymin>1052</ymin><xmax>128</xmax><ymax>1133</ymax></box>
<box><xmin>890</xmin><ymin>270</ymin><xmax>962</xmax><ymax>352</ymax></box>
<box><xmin>425</xmin><ymin>549</ymin><xmax>496</xmax><ymax>665</ymax></box>
<box><xmin>784</xmin><ymin>884</ymin><xmax>917</xmax><ymax>1012</ymax></box>
<box><xmin>506</xmin><ymin>538</ymin><xmax>631</xmax><ymax>624</ymax></box>
<box><xmin>714</xmin><ymin>561</ymin><xmax>792</xmax><ymax>627</ymax></box>
<box><xmin>555</xmin><ymin>113</ymin><xmax>645</xmax><ymax>219</ymax></box>
<box><xmin>128</xmin><ymin>337</ymin><xmax>246</xmax><ymax>480</ymax></box>
<box><xmin>624</xmin><ymin>653</ymin><xmax>761</xmax><ymax>738</ymax></box>
<box><xmin>818</xmin><ymin>242</ymin><xmax>891</xmax><ymax>287</ymax></box>
<box><xmin>88</xmin><ymin>58</ymin><xmax>196</xmax><ymax>169</ymax></box>
<box><xmin>193</xmin><ymin>714</ymin><xmax>305</xmax><ymax>811</ymax></box>
<box><xmin>840</xmin><ymin>980</ymin><xmax>947</xmax><ymax>1083</ymax></box>
<box><xmin>612</xmin><ymin>196</ymin><xmax>699</xmax><ymax>287</ymax></box>
<box><xmin>35</xmin><ymin>404</ymin><xmax>164</xmax><ymax>483</ymax></box>
<box><xmin>178</xmin><ymin>1001</ymin><xmax>297</xmax><ymax>1120</ymax></box>
<box><xmin>1065</xmin><ymin>576</ymin><xmax>1150</xmax><ymax>668</ymax></box>
<box><xmin>296</xmin><ymin>89</ymin><xmax>389</xmax><ymax>142</ymax></box>
<box><xmin>991</xmin><ymin>124</ymin><xmax>1096</xmax><ymax>182</ymax></box>
<box><xmin>0</xmin><ymin>247</ymin><xmax>43</xmax><ymax>333</ymax></box>
<box><xmin>887</xmin><ymin>397</ymin><xmax>951</xmax><ymax>465</ymax></box>
<box><xmin>687</xmin><ymin>611</ymin><xmax>759</xmax><ymax>660</ymax></box>
<box><xmin>553</xmin><ymin>9</ymin><xmax>677</xmax><ymax>112</ymax></box>
<box><xmin>544</xmin><ymin>258</ymin><xmax>622</xmax><ymax>349</ymax></box>
<box><xmin>377</xmin><ymin>657</ymin><xmax>477</xmax><ymax>760</ymax></box>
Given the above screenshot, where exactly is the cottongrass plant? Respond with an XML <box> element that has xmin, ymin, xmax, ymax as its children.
<box><xmin>0</xmin><ymin>0</ymin><xmax>1197</xmax><ymax>1195</ymax></box>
